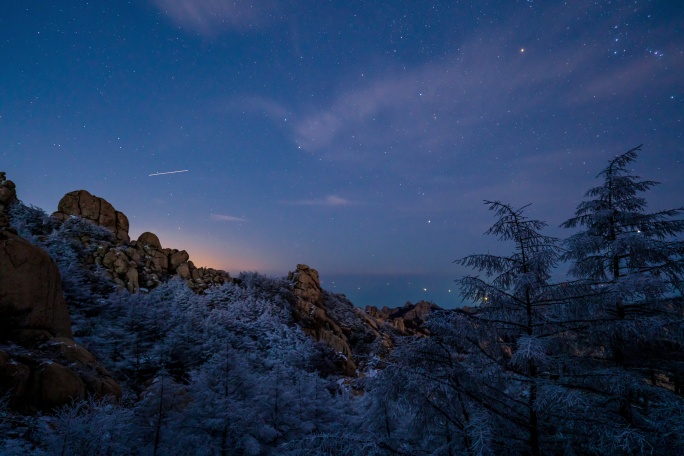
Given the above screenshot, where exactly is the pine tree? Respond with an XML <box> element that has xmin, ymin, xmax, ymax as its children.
<box><xmin>369</xmin><ymin>201</ymin><xmax>583</xmax><ymax>455</ymax></box>
<box><xmin>453</xmin><ymin>201</ymin><xmax>571</xmax><ymax>456</ymax></box>
<box><xmin>561</xmin><ymin>146</ymin><xmax>684</xmax><ymax>452</ymax></box>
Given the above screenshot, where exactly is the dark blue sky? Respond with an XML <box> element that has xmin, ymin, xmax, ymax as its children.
<box><xmin>2</xmin><ymin>1</ymin><xmax>683</xmax><ymax>308</ymax></box>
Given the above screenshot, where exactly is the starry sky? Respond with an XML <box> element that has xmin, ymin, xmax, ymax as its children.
<box><xmin>2</xmin><ymin>1</ymin><xmax>683</xmax><ymax>308</ymax></box>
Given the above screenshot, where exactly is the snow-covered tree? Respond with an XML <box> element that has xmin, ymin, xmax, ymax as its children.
<box><xmin>39</xmin><ymin>398</ymin><xmax>135</xmax><ymax>456</ymax></box>
<box><xmin>8</xmin><ymin>202</ymin><xmax>57</xmax><ymax>243</ymax></box>
<box><xmin>367</xmin><ymin>201</ymin><xmax>587</xmax><ymax>455</ymax></box>
<box><xmin>0</xmin><ymin>394</ymin><xmax>46</xmax><ymax>456</ymax></box>
<box><xmin>452</xmin><ymin>201</ymin><xmax>572</xmax><ymax>455</ymax></box>
<box><xmin>365</xmin><ymin>325</ymin><xmax>495</xmax><ymax>456</ymax></box>
<box><xmin>560</xmin><ymin>146</ymin><xmax>684</xmax><ymax>452</ymax></box>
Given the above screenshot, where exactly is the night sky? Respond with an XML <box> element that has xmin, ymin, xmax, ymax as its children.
<box><xmin>2</xmin><ymin>1</ymin><xmax>683</xmax><ymax>308</ymax></box>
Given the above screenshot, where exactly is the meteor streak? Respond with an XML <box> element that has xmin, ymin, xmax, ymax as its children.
<box><xmin>149</xmin><ymin>170</ymin><xmax>189</xmax><ymax>176</ymax></box>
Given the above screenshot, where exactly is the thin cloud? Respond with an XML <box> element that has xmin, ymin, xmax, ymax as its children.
<box><xmin>284</xmin><ymin>3</ymin><xmax>680</xmax><ymax>169</ymax></box>
<box><xmin>151</xmin><ymin>0</ymin><xmax>282</xmax><ymax>35</ymax></box>
<box><xmin>210</xmin><ymin>214</ymin><xmax>247</xmax><ymax>222</ymax></box>
<box><xmin>287</xmin><ymin>195</ymin><xmax>353</xmax><ymax>207</ymax></box>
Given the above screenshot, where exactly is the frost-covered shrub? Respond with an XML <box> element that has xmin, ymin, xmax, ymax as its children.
<box><xmin>39</xmin><ymin>217</ymin><xmax>115</xmax><ymax>334</ymax></box>
<box><xmin>39</xmin><ymin>398</ymin><xmax>135</xmax><ymax>456</ymax></box>
<box><xmin>8</xmin><ymin>202</ymin><xmax>57</xmax><ymax>243</ymax></box>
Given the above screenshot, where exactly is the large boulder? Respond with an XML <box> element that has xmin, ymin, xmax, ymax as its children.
<box><xmin>0</xmin><ymin>343</ymin><xmax>122</xmax><ymax>412</ymax></box>
<box><xmin>0</xmin><ymin>227</ymin><xmax>121</xmax><ymax>411</ymax></box>
<box><xmin>169</xmin><ymin>249</ymin><xmax>189</xmax><ymax>272</ymax></box>
<box><xmin>137</xmin><ymin>231</ymin><xmax>162</xmax><ymax>249</ymax></box>
<box><xmin>53</xmin><ymin>190</ymin><xmax>130</xmax><ymax>243</ymax></box>
<box><xmin>0</xmin><ymin>230</ymin><xmax>73</xmax><ymax>338</ymax></box>
<box><xmin>35</xmin><ymin>362</ymin><xmax>85</xmax><ymax>410</ymax></box>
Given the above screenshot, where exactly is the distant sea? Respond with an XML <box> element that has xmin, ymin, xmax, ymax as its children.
<box><xmin>320</xmin><ymin>273</ymin><xmax>463</xmax><ymax>309</ymax></box>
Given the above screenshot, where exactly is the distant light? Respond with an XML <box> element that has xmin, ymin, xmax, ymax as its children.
<box><xmin>520</xmin><ymin>48</ymin><xmax>525</xmax><ymax>53</ymax></box>
<box><xmin>423</xmin><ymin>288</ymin><xmax>427</xmax><ymax>291</ymax></box>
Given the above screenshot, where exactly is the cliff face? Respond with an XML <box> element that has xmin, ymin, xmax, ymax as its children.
<box><xmin>288</xmin><ymin>265</ymin><xmax>355</xmax><ymax>369</ymax></box>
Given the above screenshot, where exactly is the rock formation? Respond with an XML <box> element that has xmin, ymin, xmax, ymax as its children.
<box><xmin>52</xmin><ymin>189</ymin><xmax>130</xmax><ymax>243</ymax></box>
<box><xmin>288</xmin><ymin>264</ymin><xmax>358</xmax><ymax>375</ymax></box>
<box><xmin>365</xmin><ymin>300</ymin><xmax>441</xmax><ymax>335</ymax></box>
<box><xmin>0</xmin><ymin>230</ymin><xmax>121</xmax><ymax>411</ymax></box>
<box><xmin>49</xmin><ymin>190</ymin><xmax>230</xmax><ymax>294</ymax></box>
<box><xmin>290</xmin><ymin>264</ymin><xmax>323</xmax><ymax>304</ymax></box>
<box><xmin>0</xmin><ymin>172</ymin><xmax>18</xmax><ymax>229</ymax></box>
<box><xmin>1</xmin><ymin>175</ymin><xmax>233</xmax><ymax>412</ymax></box>
<box><xmin>90</xmin><ymin>232</ymin><xmax>229</xmax><ymax>293</ymax></box>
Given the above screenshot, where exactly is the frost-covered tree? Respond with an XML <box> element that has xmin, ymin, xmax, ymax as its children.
<box><xmin>40</xmin><ymin>217</ymin><xmax>116</xmax><ymax>335</ymax></box>
<box><xmin>175</xmin><ymin>347</ymin><xmax>263</xmax><ymax>455</ymax></box>
<box><xmin>562</xmin><ymin>146</ymin><xmax>683</xmax><ymax>294</ymax></box>
<box><xmin>367</xmin><ymin>201</ymin><xmax>588</xmax><ymax>455</ymax></box>
<box><xmin>452</xmin><ymin>201</ymin><xmax>572</xmax><ymax>456</ymax></box>
<box><xmin>560</xmin><ymin>146</ymin><xmax>684</xmax><ymax>452</ymax></box>
<box><xmin>51</xmin><ymin>271</ymin><xmax>363</xmax><ymax>454</ymax></box>
<box><xmin>0</xmin><ymin>394</ymin><xmax>46</xmax><ymax>456</ymax></box>
<box><xmin>8</xmin><ymin>202</ymin><xmax>58</xmax><ymax>243</ymax></box>
<box><xmin>8</xmin><ymin>204</ymin><xmax>115</xmax><ymax>334</ymax></box>
<box><xmin>365</xmin><ymin>325</ymin><xmax>495</xmax><ymax>456</ymax></box>
<box><xmin>39</xmin><ymin>398</ymin><xmax>135</xmax><ymax>456</ymax></box>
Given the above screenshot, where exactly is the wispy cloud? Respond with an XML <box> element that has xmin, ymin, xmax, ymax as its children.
<box><xmin>210</xmin><ymin>214</ymin><xmax>247</xmax><ymax>222</ymax></box>
<box><xmin>290</xmin><ymin>43</ymin><xmax>599</xmax><ymax>161</ymax></box>
<box><xmin>287</xmin><ymin>195</ymin><xmax>352</xmax><ymax>207</ymax></box>
<box><xmin>280</xmin><ymin>3</ymin><xmax>681</xmax><ymax>170</ymax></box>
<box><xmin>150</xmin><ymin>0</ymin><xmax>282</xmax><ymax>36</ymax></box>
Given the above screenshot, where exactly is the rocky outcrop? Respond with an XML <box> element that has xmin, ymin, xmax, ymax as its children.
<box><xmin>0</xmin><ymin>172</ymin><xmax>18</xmax><ymax>229</ymax></box>
<box><xmin>365</xmin><ymin>300</ymin><xmax>441</xmax><ymax>335</ymax></box>
<box><xmin>286</xmin><ymin>265</ymin><xmax>438</xmax><ymax>377</ymax></box>
<box><xmin>290</xmin><ymin>264</ymin><xmax>323</xmax><ymax>304</ymax></box>
<box><xmin>48</xmin><ymin>190</ymin><xmax>231</xmax><ymax>294</ymax></box>
<box><xmin>288</xmin><ymin>265</ymin><xmax>357</xmax><ymax>375</ymax></box>
<box><xmin>90</xmin><ymin>232</ymin><xmax>230</xmax><ymax>293</ymax></box>
<box><xmin>0</xmin><ymin>229</ymin><xmax>121</xmax><ymax>412</ymax></box>
<box><xmin>52</xmin><ymin>189</ymin><xmax>130</xmax><ymax>243</ymax></box>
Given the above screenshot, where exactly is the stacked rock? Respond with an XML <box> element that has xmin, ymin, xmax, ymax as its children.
<box><xmin>52</xmin><ymin>191</ymin><xmax>231</xmax><ymax>294</ymax></box>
